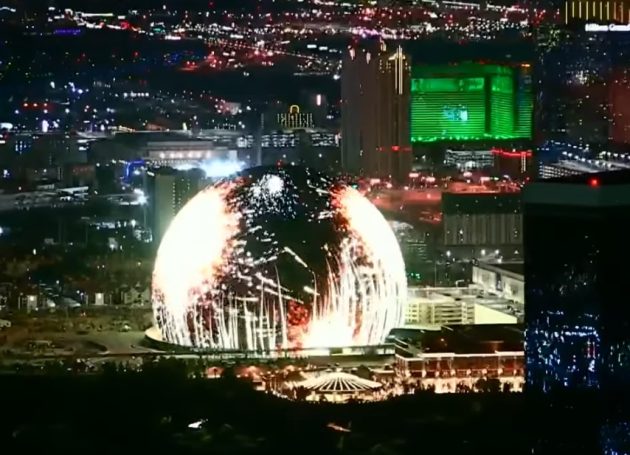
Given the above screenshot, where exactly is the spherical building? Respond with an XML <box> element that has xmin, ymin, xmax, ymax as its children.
<box><xmin>152</xmin><ymin>166</ymin><xmax>406</xmax><ymax>351</ymax></box>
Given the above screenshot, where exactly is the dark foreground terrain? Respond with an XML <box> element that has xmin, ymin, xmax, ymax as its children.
<box><xmin>0</xmin><ymin>361</ymin><xmax>605</xmax><ymax>454</ymax></box>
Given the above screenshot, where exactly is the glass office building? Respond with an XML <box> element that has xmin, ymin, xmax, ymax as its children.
<box><xmin>524</xmin><ymin>171</ymin><xmax>630</xmax><ymax>450</ymax></box>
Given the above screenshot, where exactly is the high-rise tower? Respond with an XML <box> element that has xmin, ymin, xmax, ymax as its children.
<box><xmin>524</xmin><ymin>170</ymin><xmax>630</xmax><ymax>451</ymax></box>
<box><xmin>147</xmin><ymin>167</ymin><xmax>205</xmax><ymax>244</ymax></box>
<box><xmin>341</xmin><ymin>42</ymin><xmax>411</xmax><ymax>184</ymax></box>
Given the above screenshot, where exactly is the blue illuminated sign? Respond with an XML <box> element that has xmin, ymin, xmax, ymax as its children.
<box><xmin>443</xmin><ymin>106</ymin><xmax>469</xmax><ymax>121</ymax></box>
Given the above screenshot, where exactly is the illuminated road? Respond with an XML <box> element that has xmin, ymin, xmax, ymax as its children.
<box><xmin>207</xmin><ymin>37</ymin><xmax>333</xmax><ymax>65</ymax></box>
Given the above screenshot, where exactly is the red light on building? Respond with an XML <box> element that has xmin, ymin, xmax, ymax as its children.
<box><xmin>589</xmin><ymin>177</ymin><xmax>600</xmax><ymax>188</ymax></box>
<box><xmin>391</xmin><ymin>145</ymin><xmax>400</xmax><ymax>152</ymax></box>
<box><xmin>492</xmin><ymin>148</ymin><xmax>533</xmax><ymax>180</ymax></box>
<box><xmin>491</xmin><ymin>148</ymin><xmax>533</xmax><ymax>158</ymax></box>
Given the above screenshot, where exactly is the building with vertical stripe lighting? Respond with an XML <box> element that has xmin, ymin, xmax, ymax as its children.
<box><xmin>564</xmin><ymin>0</ymin><xmax>630</xmax><ymax>24</ymax></box>
<box><xmin>340</xmin><ymin>42</ymin><xmax>411</xmax><ymax>184</ymax></box>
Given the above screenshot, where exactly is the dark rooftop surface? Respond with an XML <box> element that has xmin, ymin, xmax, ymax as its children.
<box><xmin>496</xmin><ymin>262</ymin><xmax>524</xmax><ymax>275</ymax></box>
<box><xmin>442</xmin><ymin>192</ymin><xmax>521</xmax><ymax>214</ymax></box>
<box><xmin>479</xmin><ymin>261</ymin><xmax>523</xmax><ymax>276</ymax></box>
<box><xmin>392</xmin><ymin>324</ymin><xmax>523</xmax><ymax>356</ymax></box>
<box><xmin>540</xmin><ymin>169</ymin><xmax>630</xmax><ymax>186</ymax></box>
<box><xmin>525</xmin><ymin>169</ymin><xmax>630</xmax><ymax>207</ymax></box>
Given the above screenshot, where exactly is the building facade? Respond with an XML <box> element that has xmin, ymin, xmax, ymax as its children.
<box><xmin>444</xmin><ymin>148</ymin><xmax>533</xmax><ymax>179</ymax></box>
<box><xmin>524</xmin><ymin>171</ymin><xmax>630</xmax><ymax>450</ymax></box>
<box><xmin>405</xmin><ymin>286</ymin><xmax>521</xmax><ymax>327</ymax></box>
<box><xmin>393</xmin><ymin>324</ymin><xmax>524</xmax><ymax>382</ymax></box>
<box><xmin>472</xmin><ymin>261</ymin><xmax>524</xmax><ymax>305</ymax></box>
<box><xmin>410</xmin><ymin>63</ymin><xmax>532</xmax><ymax>143</ymax></box>
<box><xmin>442</xmin><ymin>191</ymin><xmax>522</xmax><ymax>257</ymax></box>
<box><xmin>341</xmin><ymin>43</ymin><xmax>411</xmax><ymax>184</ymax></box>
<box><xmin>148</xmin><ymin>168</ymin><xmax>205</xmax><ymax>244</ymax></box>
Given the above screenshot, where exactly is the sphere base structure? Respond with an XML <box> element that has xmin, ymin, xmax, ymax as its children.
<box><xmin>144</xmin><ymin>326</ymin><xmax>395</xmax><ymax>359</ymax></box>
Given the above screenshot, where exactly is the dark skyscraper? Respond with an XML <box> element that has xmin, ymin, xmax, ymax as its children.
<box><xmin>524</xmin><ymin>170</ymin><xmax>630</xmax><ymax>451</ymax></box>
<box><xmin>609</xmin><ymin>67</ymin><xmax>630</xmax><ymax>145</ymax></box>
<box><xmin>146</xmin><ymin>167</ymin><xmax>205</xmax><ymax>244</ymax></box>
<box><xmin>341</xmin><ymin>42</ymin><xmax>411</xmax><ymax>184</ymax></box>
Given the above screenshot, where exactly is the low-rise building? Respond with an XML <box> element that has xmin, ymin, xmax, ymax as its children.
<box><xmin>472</xmin><ymin>261</ymin><xmax>524</xmax><ymax>305</ymax></box>
<box><xmin>405</xmin><ymin>285</ymin><xmax>523</xmax><ymax>326</ymax></box>
<box><xmin>441</xmin><ymin>189</ymin><xmax>522</xmax><ymax>260</ymax></box>
<box><xmin>120</xmin><ymin>286</ymin><xmax>150</xmax><ymax>306</ymax></box>
<box><xmin>393</xmin><ymin>323</ymin><xmax>524</xmax><ymax>379</ymax></box>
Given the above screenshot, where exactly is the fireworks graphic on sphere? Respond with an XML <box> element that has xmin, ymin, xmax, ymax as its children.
<box><xmin>152</xmin><ymin>166</ymin><xmax>407</xmax><ymax>351</ymax></box>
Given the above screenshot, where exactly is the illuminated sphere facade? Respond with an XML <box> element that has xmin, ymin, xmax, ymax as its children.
<box><xmin>152</xmin><ymin>166</ymin><xmax>407</xmax><ymax>351</ymax></box>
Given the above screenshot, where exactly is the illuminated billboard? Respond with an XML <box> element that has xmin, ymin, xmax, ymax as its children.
<box><xmin>410</xmin><ymin>63</ymin><xmax>532</xmax><ymax>143</ymax></box>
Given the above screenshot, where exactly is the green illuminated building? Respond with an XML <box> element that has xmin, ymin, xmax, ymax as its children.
<box><xmin>410</xmin><ymin>63</ymin><xmax>533</xmax><ymax>143</ymax></box>
<box><xmin>515</xmin><ymin>66</ymin><xmax>533</xmax><ymax>138</ymax></box>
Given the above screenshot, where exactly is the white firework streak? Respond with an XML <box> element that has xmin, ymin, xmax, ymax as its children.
<box><xmin>151</xmin><ymin>183</ymin><xmax>239</xmax><ymax>348</ymax></box>
<box><xmin>303</xmin><ymin>187</ymin><xmax>407</xmax><ymax>348</ymax></box>
<box><xmin>152</xmin><ymin>179</ymin><xmax>407</xmax><ymax>352</ymax></box>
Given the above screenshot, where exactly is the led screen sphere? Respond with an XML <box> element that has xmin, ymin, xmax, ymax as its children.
<box><xmin>152</xmin><ymin>166</ymin><xmax>407</xmax><ymax>351</ymax></box>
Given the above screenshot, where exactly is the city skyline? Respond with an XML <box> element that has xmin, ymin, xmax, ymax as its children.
<box><xmin>1</xmin><ymin>0</ymin><xmax>629</xmax><ymax>453</ymax></box>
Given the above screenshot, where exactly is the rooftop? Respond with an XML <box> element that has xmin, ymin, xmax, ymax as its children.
<box><xmin>495</xmin><ymin>262</ymin><xmax>523</xmax><ymax>275</ymax></box>
<box><xmin>476</xmin><ymin>261</ymin><xmax>524</xmax><ymax>278</ymax></box>
<box><xmin>407</xmin><ymin>285</ymin><xmax>524</xmax><ymax>322</ymax></box>
<box><xmin>394</xmin><ymin>323</ymin><xmax>524</xmax><ymax>357</ymax></box>
<box><xmin>442</xmin><ymin>191</ymin><xmax>521</xmax><ymax>214</ymax></box>
<box><xmin>525</xmin><ymin>170</ymin><xmax>630</xmax><ymax>207</ymax></box>
<box><xmin>541</xmin><ymin>169</ymin><xmax>630</xmax><ymax>186</ymax></box>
